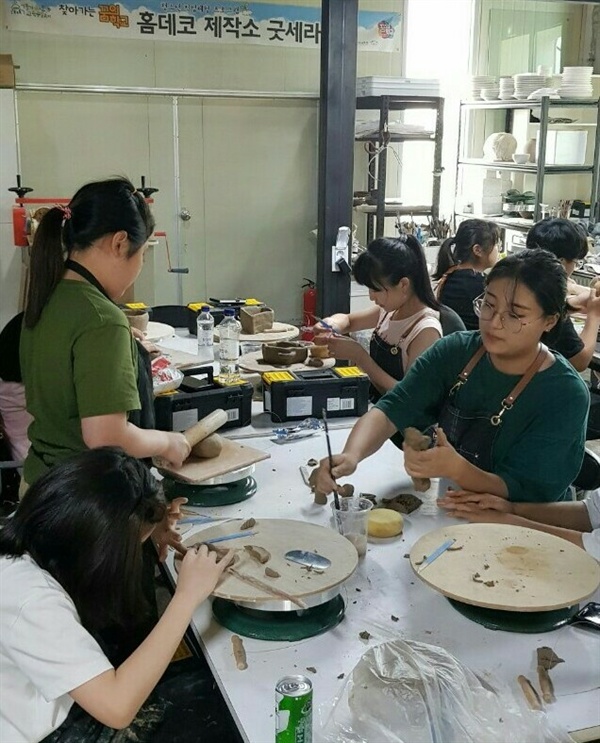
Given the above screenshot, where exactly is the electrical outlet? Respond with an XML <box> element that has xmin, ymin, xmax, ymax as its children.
<box><xmin>332</xmin><ymin>226</ymin><xmax>351</xmax><ymax>272</ymax></box>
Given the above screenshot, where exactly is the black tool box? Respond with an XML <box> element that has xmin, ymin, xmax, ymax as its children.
<box><xmin>187</xmin><ymin>299</ymin><xmax>265</xmax><ymax>336</ymax></box>
<box><xmin>154</xmin><ymin>366</ymin><xmax>253</xmax><ymax>431</ymax></box>
<box><xmin>262</xmin><ymin>366</ymin><xmax>370</xmax><ymax>422</ymax></box>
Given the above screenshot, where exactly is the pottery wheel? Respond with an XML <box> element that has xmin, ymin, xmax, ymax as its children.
<box><xmin>144</xmin><ymin>321</ymin><xmax>175</xmax><ymax>342</ymax></box>
<box><xmin>181</xmin><ymin>518</ymin><xmax>358</xmax><ymax>609</ymax></box>
<box><xmin>214</xmin><ymin>321</ymin><xmax>299</xmax><ymax>342</ymax></box>
<box><xmin>238</xmin><ymin>350</ymin><xmax>336</xmax><ymax>374</ymax></box>
<box><xmin>410</xmin><ymin>523</ymin><xmax>600</xmax><ymax>612</ymax></box>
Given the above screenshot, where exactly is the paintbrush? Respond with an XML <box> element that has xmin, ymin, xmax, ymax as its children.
<box><xmin>322</xmin><ymin>408</ymin><xmax>340</xmax><ymax>511</ymax></box>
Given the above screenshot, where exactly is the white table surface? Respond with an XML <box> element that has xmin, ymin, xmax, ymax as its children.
<box><xmin>164</xmin><ymin>428</ymin><xmax>600</xmax><ymax>743</ymax></box>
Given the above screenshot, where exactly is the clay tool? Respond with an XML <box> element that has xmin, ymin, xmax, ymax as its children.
<box><xmin>322</xmin><ymin>408</ymin><xmax>340</xmax><ymax>511</ymax></box>
<box><xmin>172</xmin><ymin>531</ymin><xmax>256</xmax><ymax>557</ymax></box>
<box><xmin>417</xmin><ymin>538</ymin><xmax>456</xmax><ymax>573</ymax></box>
<box><xmin>285</xmin><ymin>550</ymin><xmax>331</xmax><ymax>571</ymax></box>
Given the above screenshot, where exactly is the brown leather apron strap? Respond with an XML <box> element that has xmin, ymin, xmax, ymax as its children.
<box><xmin>491</xmin><ymin>344</ymin><xmax>549</xmax><ymax>426</ymax></box>
<box><xmin>450</xmin><ymin>344</ymin><xmax>486</xmax><ymax>394</ymax></box>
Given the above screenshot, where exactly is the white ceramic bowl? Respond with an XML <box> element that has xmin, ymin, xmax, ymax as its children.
<box><xmin>512</xmin><ymin>153</ymin><xmax>530</xmax><ymax>165</ymax></box>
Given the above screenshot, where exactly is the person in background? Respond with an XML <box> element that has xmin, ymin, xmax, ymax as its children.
<box><xmin>440</xmin><ymin>488</ymin><xmax>600</xmax><ymax>560</ymax></box>
<box><xmin>525</xmin><ymin>217</ymin><xmax>600</xmax><ymax>372</ymax></box>
<box><xmin>314</xmin><ymin>235</ymin><xmax>443</xmax><ymax>401</ymax></box>
<box><xmin>0</xmin><ymin>448</ymin><xmax>236</xmax><ymax>743</ymax></box>
<box><xmin>432</xmin><ymin>218</ymin><xmax>500</xmax><ymax>330</ymax></box>
<box><xmin>312</xmin><ymin>250</ymin><xmax>589</xmax><ymax>505</ymax></box>
<box><xmin>20</xmin><ymin>177</ymin><xmax>190</xmax><ymax>489</ymax></box>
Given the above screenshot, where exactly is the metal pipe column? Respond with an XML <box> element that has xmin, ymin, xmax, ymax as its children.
<box><xmin>316</xmin><ymin>0</ymin><xmax>358</xmax><ymax>318</ymax></box>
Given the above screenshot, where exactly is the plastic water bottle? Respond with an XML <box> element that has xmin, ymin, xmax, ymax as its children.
<box><xmin>218</xmin><ymin>308</ymin><xmax>242</xmax><ymax>383</ymax></box>
<box><xmin>196</xmin><ymin>306</ymin><xmax>215</xmax><ymax>363</ymax></box>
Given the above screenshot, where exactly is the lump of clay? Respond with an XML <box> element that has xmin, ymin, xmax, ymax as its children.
<box><xmin>191</xmin><ymin>433</ymin><xmax>223</xmax><ymax>459</ymax></box>
<box><xmin>403</xmin><ymin>427</ymin><xmax>431</xmax><ymax>492</ymax></box>
<box><xmin>368</xmin><ymin>509</ymin><xmax>404</xmax><ymax>538</ymax></box>
<box><xmin>244</xmin><ymin>545</ymin><xmax>271</xmax><ymax>564</ymax></box>
<box><xmin>338</xmin><ymin>483</ymin><xmax>355</xmax><ymax>498</ymax></box>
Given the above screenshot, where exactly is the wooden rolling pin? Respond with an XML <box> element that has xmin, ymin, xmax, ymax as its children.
<box><xmin>154</xmin><ymin>408</ymin><xmax>228</xmax><ymax>469</ymax></box>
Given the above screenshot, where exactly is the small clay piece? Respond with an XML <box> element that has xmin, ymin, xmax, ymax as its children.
<box><xmin>517</xmin><ymin>675</ymin><xmax>542</xmax><ymax>710</ymax></box>
<box><xmin>306</xmin><ymin>666</ymin><xmax>317</xmax><ymax>674</ymax></box>
<box><xmin>483</xmin><ymin>580</ymin><xmax>496</xmax><ymax>587</ymax></box>
<box><xmin>308</xmin><ymin>467</ymin><xmax>328</xmax><ymax>505</ymax></box>
<box><xmin>391</xmin><ymin>615</ymin><xmax>399</xmax><ymax>622</ymax></box>
<box><xmin>537</xmin><ymin>647</ymin><xmax>564</xmax><ymax>671</ymax></box>
<box><xmin>306</xmin><ymin>357</ymin><xmax>324</xmax><ymax>368</ymax></box>
<box><xmin>447</xmin><ymin>544</ymin><xmax>463</xmax><ymax>552</ymax></box>
<box><xmin>191</xmin><ymin>433</ymin><xmax>223</xmax><ymax>459</ymax></box>
<box><xmin>402</xmin><ymin>428</ymin><xmax>432</xmax><ymax>492</ymax></box>
<box><xmin>360</xmin><ymin>493</ymin><xmax>378</xmax><ymax>505</ymax></box>
<box><xmin>307</xmin><ymin>458</ymin><xmax>318</xmax><ymax>467</ymax></box>
<box><xmin>537</xmin><ymin>667</ymin><xmax>555</xmax><ymax>704</ymax></box>
<box><xmin>472</xmin><ymin>572</ymin><xmax>483</xmax><ymax>583</ymax></box>
<box><xmin>337</xmin><ymin>673</ymin><xmax>345</xmax><ymax>680</ymax></box>
<box><xmin>414</xmin><ymin>556</ymin><xmax>427</xmax><ymax>566</ymax></box>
<box><xmin>359</xmin><ymin>630</ymin><xmax>372</xmax><ymax>641</ymax></box>
<box><xmin>204</xmin><ymin>543</ymin><xmax>239</xmax><ymax>564</ymax></box>
<box><xmin>381</xmin><ymin>493</ymin><xmax>422</xmax><ymax>514</ymax></box>
<box><xmin>244</xmin><ymin>545</ymin><xmax>271</xmax><ymax>564</ymax></box>
<box><xmin>265</xmin><ymin>567</ymin><xmax>280</xmax><ymax>578</ymax></box>
<box><xmin>231</xmin><ymin>635</ymin><xmax>247</xmax><ymax>671</ymax></box>
<box><xmin>240</xmin><ymin>518</ymin><xmax>256</xmax><ymax>531</ymax></box>
<box><xmin>338</xmin><ymin>483</ymin><xmax>355</xmax><ymax>498</ymax></box>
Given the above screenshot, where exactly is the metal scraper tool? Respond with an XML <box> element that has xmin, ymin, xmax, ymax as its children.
<box><xmin>285</xmin><ymin>550</ymin><xmax>331</xmax><ymax>570</ymax></box>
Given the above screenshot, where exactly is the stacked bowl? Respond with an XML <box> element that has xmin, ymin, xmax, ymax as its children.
<box><xmin>499</xmin><ymin>76</ymin><xmax>515</xmax><ymax>100</ymax></box>
<box><xmin>513</xmin><ymin>73</ymin><xmax>549</xmax><ymax>99</ymax></box>
<box><xmin>470</xmin><ymin>75</ymin><xmax>497</xmax><ymax>100</ymax></box>
<box><xmin>559</xmin><ymin>67</ymin><xmax>594</xmax><ymax>99</ymax></box>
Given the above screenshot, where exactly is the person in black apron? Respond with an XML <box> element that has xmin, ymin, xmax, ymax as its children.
<box><xmin>312</xmin><ymin>250</ymin><xmax>589</xmax><ymax>506</ymax></box>
<box><xmin>314</xmin><ymin>236</ymin><xmax>443</xmax><ymax>441</ymax></box>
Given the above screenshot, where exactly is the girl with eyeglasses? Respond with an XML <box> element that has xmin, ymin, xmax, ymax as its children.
<box><xmin>312</xmin><ymin>249</ymin><xmax>589</xmax><ymax>504</ymax></box>
<box><xmin>0</xmin><ymin>448</ymin><xmax>235</xmax><ymax>743</ymax></box>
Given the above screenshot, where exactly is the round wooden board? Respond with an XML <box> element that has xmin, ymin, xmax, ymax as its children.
<box><xmin>410</xmin><ymin>523</ymin><xmax>600</xmax><ymax>612</ymax></box>
<box><xmin>214</xmin><ymin>321</ymin><xmax>299</xmax><ymax>342</ymax></box>
<box><xmin>181</xmin><ymin>518</ymin><xmax>358</xmax><ymax>603</ymax></box>
<box><xmin>144</xmin><ymin>321</ymin><xmax>175</xmax><ymax>342</ymax></box>
<box><xmin>238</xmin><ymin>350</ymin><xmax>336</xmax><ymax>374</ymax></box>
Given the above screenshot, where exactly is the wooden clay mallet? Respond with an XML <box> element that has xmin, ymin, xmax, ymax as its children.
<box><xmin>153</xmin><ymin>408</ymin><xmax>228</xmax><ymax>469</ymax></box>
<box><xmin>231</xmin><ymin>635</ymin><xmax>247</xmax><ymax>670</ymax></box>
<box><xmin>403</xmin><ymin>427</ymin><xmax>432</xmax><ymax>492</ymax></box>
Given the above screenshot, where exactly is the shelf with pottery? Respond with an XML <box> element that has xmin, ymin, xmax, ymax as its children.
<box><xmin>455</xmin><ymin>95</ymin><xmax>600</xmax><ymax>225</ymax></box>
<box><xmin>457</xmin><ymin>158</ymin><xmax>593</xmax><ymax>174</ymax></box>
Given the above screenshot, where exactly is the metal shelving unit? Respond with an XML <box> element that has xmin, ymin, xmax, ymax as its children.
<box><xmin>455</xmin><ymin>96</ymin><xmax>600</xmax><ymax>226</ymax></box>
<box><xmin>355</xmin><ymin>95</ymin><xmax>444</xmax><ymax>242</ymax></box>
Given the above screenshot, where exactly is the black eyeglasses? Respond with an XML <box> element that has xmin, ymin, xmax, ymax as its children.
<box><xmin>473</xmin><ymin>295</ymin><xmax>543</xmax><ymax>334</ymax></box>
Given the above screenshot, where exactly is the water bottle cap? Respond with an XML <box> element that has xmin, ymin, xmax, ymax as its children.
<box><xmin>223</xmin><ymin>308</ymin><xmax>235</xmax><ymax>316</ymax></box>
<box><xmin>201</xmin><ymin>305</ymin><xmax>211</xmax><ymax>312</ymax></box>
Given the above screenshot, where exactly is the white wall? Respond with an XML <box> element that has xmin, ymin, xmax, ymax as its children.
<box><xmin>0</xmin><ymin>0</ymin><xmax>404</xmax><ymax>325</ymax></box>
<box><xmin>0</xmin><ymin>90</ymin><xmax>21</xmax><ymax>332</ymax></box>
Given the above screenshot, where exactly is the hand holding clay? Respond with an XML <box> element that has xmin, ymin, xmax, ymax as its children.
<box><xmin>318</xmin><ymin>335</ymin><xmax>366</xmax><ymax>364</ymax></box>
<box><xmin>312</xmin><ymin>453</ymin><xmax>358</xmax><ymax>495</ymax></box>
<box><xmin>152</xmin><ymin>496</ymin><xmax>188</xmax><ymax>561</ymax></box>
<box><xmin>403</xmin><ymin>427</ymin><xmax>460</xmax><ymax>484</ymax></box>
<box><xmin>161</xmin><ymin>432</ymin><xmax>192</xmax><ymax>469</ymax></box>
<box><xmin>176</xmin><ymin>544</ymin><xmax>234</xmax><ymax>607</ymax></box>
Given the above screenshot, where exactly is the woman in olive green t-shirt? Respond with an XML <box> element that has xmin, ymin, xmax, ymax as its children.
<box><xmin>20</xmin><ymin>177</ymin><xmax>190</xmax><ymax>486</ymax></box>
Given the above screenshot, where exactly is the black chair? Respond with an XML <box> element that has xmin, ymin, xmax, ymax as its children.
<box><xmin>573</xmin><ymin>448</ymin><xmax>600</xmax><ymax>492</ymax></box>
<box><xmin>439</xmin><ymin>304</ymin><xmax>467</xmax><ymax>336</ymax></box>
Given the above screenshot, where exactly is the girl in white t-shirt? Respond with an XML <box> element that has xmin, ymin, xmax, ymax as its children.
<box><xmin>0</xmin><ymin>448</ymin><xmax>234</xmax><ymax>743</ymax></box>
<box><xmin>314</xmin><ymin>235</ymin><xmax>446</xmax><ymax>402</ymax></box>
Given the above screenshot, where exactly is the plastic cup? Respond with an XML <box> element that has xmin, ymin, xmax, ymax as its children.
<box><xmin>331</xmin><ymin>497</ymin><xmax>373</xmax><ymax>557</ymax></box>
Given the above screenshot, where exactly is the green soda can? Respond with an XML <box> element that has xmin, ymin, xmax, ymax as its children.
<box><xmin>275</xmin><ymin>675</ymin><xmax>313</xmax><ymax>743</ymax></box>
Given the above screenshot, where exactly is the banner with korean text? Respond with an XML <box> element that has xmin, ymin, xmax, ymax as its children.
<box><xmin>5</xmin><ymin>1</ymin><xmax>401</xmax><ymax>51</ymax></box>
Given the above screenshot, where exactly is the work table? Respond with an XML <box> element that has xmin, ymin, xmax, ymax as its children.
<box><xmin>163</xmin><ymin>428</ymin><xmax>600</xmax><ymax>743</ymax></box>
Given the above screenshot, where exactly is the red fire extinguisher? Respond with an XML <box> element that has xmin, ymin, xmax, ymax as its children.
<box><xmin>301</xmin><ymin>278</ymin><xmax>317</xmax><ymax>341</ymax></box>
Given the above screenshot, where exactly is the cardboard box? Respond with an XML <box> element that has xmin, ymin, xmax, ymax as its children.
<box><xmin>0</xmin><ymin>55</ymin><xmax>15</xmax><ymax>88</ymax></box>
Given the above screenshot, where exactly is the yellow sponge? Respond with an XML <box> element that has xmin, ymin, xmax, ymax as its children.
<box><xmin>368</xmin><ymin>509</ymin><xmax>404</xmax><ymax>538</ymax></box>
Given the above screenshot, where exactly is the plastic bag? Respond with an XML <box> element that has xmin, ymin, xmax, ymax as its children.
<box><xmin>151</xmin><ymin>356</ymin><xmax>184</xmax><ymax>395</ymax></box>
<box><xmin>318</xmin><ymin>640</ymin><xmax>571</xmax><ymax>743</ymax></box>
<box><xmin>271</xmin><ymin>417</ymin><xmax>323</xmax><ymax>443</ymax></box>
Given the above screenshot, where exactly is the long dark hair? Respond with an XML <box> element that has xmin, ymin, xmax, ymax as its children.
<box><xmin>0</xmin><ymin>447</ymin><xmax>166</xmax><ymax>631</ymax></box>
<box><xmin>526</xmin><ymin>217</ymin><xmax>588</xmax><ymax>262</ymax></box>
<box><xmin>24</xmin><ymin>177</ymin><xmax>155</xmax><ymax>328</ymax></box>
<box><xmin>485</xmin><ymin>249</ymin><xmax>567</xmax><ymax>341</ymax></box>
<box><xmin>353</xmin><ymin>235</ymin><xmax>441</xmax><ymax>310</ymax></box>
<box><xmin>433</xmin><ymin>219</ymin><xmax>500</xmax><ymax>279</ymax></box>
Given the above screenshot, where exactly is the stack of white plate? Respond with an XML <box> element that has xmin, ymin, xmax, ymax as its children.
<box><xmin>559</xmin><ymin>67</ymin><xmax>594</xmax><ymax>99</ymax></box>
<box><xmin>469</xmin><ymin>75</ymin><xmax>497</xmax><ymax>100</ymax></box>
<box><xmin>499</xmin><ymin>76</ymin><xmax>515</xmax><ymax>100</ymax></box>
<box><xmin>513</xmin><ymin>73</ymin><xmax>548</xmax><ymax>99</ymax></box>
